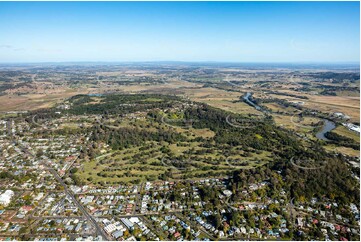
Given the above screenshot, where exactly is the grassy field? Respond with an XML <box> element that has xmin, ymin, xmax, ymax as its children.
<box><xmin>185</xmin><ymin>87</ymin><xmax>261</xmax><ymax>115</ymax></box>
<box><xmin>272</xmin><ymin>113</ymin><xmax>322</xmax><ymax>133</ymax></box>
<box><xmin>332</xmin><ymin>126</ymin><xmax>360</xmax><ymax>143</ymax></box>
<box><xmin>263</xmin><ymin>102</ymin><xmax>298</xmax><ymax>113</ymax></box>
<box><xmin>0</xmin><ymin>90</ymin><xmax>86</xmax><ymax>112</ymax></box>
<box><xmin>76</xmin><ymin>139</ymin><xmax>272</xmax><ymax>185</ymax></box>
<box><xmin>75</xmin><ymin>115</ymin><xmax>273</xmax><ymax>185</ymax></box>
<box><xmin>267</xmin><ymin>92</ymin><xmax>360</xmax><ymax>123</ymax></box>
<box><xmin>324</xmin><ymin>144</ymin><xmax>360</xmax><ymax>158</ymax></box>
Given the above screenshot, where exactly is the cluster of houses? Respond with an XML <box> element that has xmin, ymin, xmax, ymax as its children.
<box><xmin>34</xmin><ymin>193</ymin><xmax>80</xmax><ymax>218</ymax></box>
<box><xmin>0</xmin><ymin>223</ymin><xmax>22</xmax><ymax>234</ymax></box>
<box><xmin>72</xmin><ymin>184</ymin><xmax>140</xmax><ymax>195</ymax></box>
<box><xmin>79</xmin><ymin>194</ymin><xmax>136</xmax><ymax>216</ymax></box>
<box><xmin>333</xmin><ymin>112</ymin><xmax>351</xmax><ymax>120</ymax></box>
<box><xmin>150</xmin><ymin>214</ymin><xmax>195</xmax><ymax>240</ymax></box>
<box><xmin>141</xmin><ymin>194</ymin><xmax>181</xmax><ymax>214</ymax></box>
<box><xmin>331</xmin><ymin>112</ymin><xmax>360</xmax><ymax>133</ymax></box>
<box><xmin>0</xmin><ymin>113</ymin><xmax>360</xmax><ymax>241</ymax></box>
<box><xmin>101</xmin><ymin>217</ymin><xmax>158</xmax><ymax>241</ymax></box>
<box><xmin>36</xmin><ymin>218</ymin><xmax>92</xmax><ymax>235</ymax></box>
<box><xmin>342</xmin><ymin>122</ymin><xmax>360</xmax><ymax>133</ymax></box>
<box><xmin>144</xmin><ymin>181</ymin><xmax>175</xmax><ymax>192</ymax></box>
<box><xmin>29</xmin><ymin>135</ymin><xmax>81</xmax><ymax>176</ymax></box>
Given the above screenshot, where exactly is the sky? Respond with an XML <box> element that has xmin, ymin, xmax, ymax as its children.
<box><xmin>0</xmin><ymin>1</ymin><xmax>359</xmax><ymax>63</ymax></box>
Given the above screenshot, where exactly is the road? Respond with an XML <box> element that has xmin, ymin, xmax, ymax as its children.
<box><xmin>132</xmin><ymin>182</ymin><xmax>144</xmax><ymax>214</ymax></box>
<box><xmin>32</xmin><ymin>115</ymin><xmax>44</xmax><ymax>128</ymax></box>
<box><xmin>47</xmin><ymin>167</ymin><xmax>109</xmax><ymax>240</ymax></box>
<box><xmin>9</xmin><ymin>128</ymin><xmax>108</xmax><ymax>240</ymax></box>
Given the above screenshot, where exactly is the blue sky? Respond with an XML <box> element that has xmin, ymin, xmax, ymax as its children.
<box><xmin>0</xmin><ymin>1</ymin><xmax>359</xmax><ymax>63</ymax></box>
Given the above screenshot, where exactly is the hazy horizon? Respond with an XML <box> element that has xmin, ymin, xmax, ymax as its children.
<box><xmin>0</xmin><ymin>1</ymin><xmax>360</xmax><ymax>63</ymax></box>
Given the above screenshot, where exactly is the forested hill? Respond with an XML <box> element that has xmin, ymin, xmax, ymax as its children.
<box><xmin>61</xmin><ymin>93</ymin><xmax>359</xmax><ymax>204</ymax></box>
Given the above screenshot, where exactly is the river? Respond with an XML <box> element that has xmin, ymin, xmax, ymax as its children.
<box><xmin>315</xmin><ymin>119</ymin><xmax>336</xmax><ymax>141</ymax></box>
<box><xmin>243</xmin><ymin>92</ymin><xmax>262</xmax><ymax>111</ymax></box>
<box><xmin>243</xmin><ymin>92</ymin><xmax>336</xmax><ymax>140</ymax></box>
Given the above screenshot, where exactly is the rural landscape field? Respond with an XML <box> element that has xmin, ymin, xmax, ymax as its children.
<box><xmin>0</xmin><ymin>1</ymin><xmax>360</xmax><ymax>241</ymax></box>
<box><xmin>0</xmin><ymin>62</ymin><xmax>359</xmax><ymax>241</ymax></box>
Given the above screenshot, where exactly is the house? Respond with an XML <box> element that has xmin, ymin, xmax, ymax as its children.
<box><xmin>297</xmin><ymin>217</ymin><xmax>303</xmax><ymax>227</ymax></box>
<box><xmin>120</xmin><ymin>218</ymin><xmax>134</xmax><ymax>230</ymax></box>
<box><xmin>112</xmin><ymin>230</ymin><xmax>123</xmax><ymax>239</ymax></box>
<box><xmin>223</xmin><ymin>190</ymin><xmax>232</xmax><ymax>197</ymax></box>
<box><xmin>19</xmin><ymin>205</ymin><xmax>33</xmax><ymax>215</ymax></box>
<box><xmin>0</xmin><ymin>190</ymin><xmax>14</xmax><ymax>206</ymax></box>
<box><xmin>34</xmin><ymin>192</ymin><xmax>44</xmax><ymax>201</ymax></box>
<box><xmin>126</xmin><ymin>236</ymin><xmax>136</xmax><ymax>241</ymax></box>
<box><xmin>75</xmin><ymin>223</ymin><xmax>82</xmax><ymax>232</ymax></box>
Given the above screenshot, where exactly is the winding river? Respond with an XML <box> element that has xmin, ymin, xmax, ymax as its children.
<box><xmin>243</xmin><ymin>92</ymin><xmax>336</xmax><ymax>140</ymax></box>
<box><xmin>243</xmin><ymin>92</ymin><xmax>262</xmax><ymax>111</ymax></box>
<box><xmin>315</xmin><ymin>119</ymin><xmax>336</xmax><ymax>141</ymax></box>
